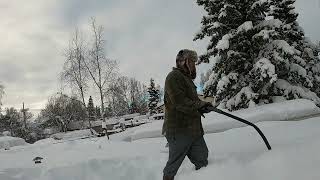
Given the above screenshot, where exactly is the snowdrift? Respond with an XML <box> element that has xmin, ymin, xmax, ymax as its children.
<box><xmin>0</xmin><ymin>136</ymin><xmax>28</xmax><ymax>150</ymax></box>
<box><xmin>1</xmin><ymin>116</ymin><xmax>320</xmax><ymax>180</ymax></box>
<box><xmin>129</xmin><ymin>99</ymin><xmax>320</xmax><ymax>141</ymax></box>
<box><xmin>51</xmin><ymin>129</ymin><xmax>98</xmax><ymax>140</ymax></box>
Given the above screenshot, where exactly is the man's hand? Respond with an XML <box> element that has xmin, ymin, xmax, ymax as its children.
<box><xmin>198</xmin><ymin>102</ymin><xmax>214</xmax><ymax>118</ymax></box>
<box><xmin>199</xmin><ymin>102</ymin><xmax>214</xmax><ymax>113</ymax></box>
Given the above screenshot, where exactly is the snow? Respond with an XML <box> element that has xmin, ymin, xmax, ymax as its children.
<box><xmin>178</xmin><ymin>118</ymin><xmax>320</xmax><ymax>180</ymax></box>
<box><xmin>50</xmin><ymin>129</ymin><xmax>97</xmax><ymax>140</ymax></box>
<box><xmin>289</xmin><ymin>63</ymin><xmax>307</xmax><ymax>77</ymax></box>
<box><xmin>1</xmin><ymin>106</ymin><xmax>320</xmax><ymax>179</ymax></box>
<box><xmin>203</xmin><ymin>71</ymin><xmax>218</xmax><ymax>91</ymax></box>
<box><xmin>216</xmin><ymin>73</ymin><xmax>238</xmax><ymax>95</ymax></box>
<box><xmin>212</xmin><ymin>22</ymin><xmax>221</xmax><ymax>28</ymax></box>
<box><xmin>274</xmin><ymin>79</ymin><xmax>320</xmax><ymax>104</ymax></box>
<box><xmin>127</xmin><ymin>99</ymin><xmax>320</xmax><ymax>141</ymax></box>
<box><xmin>271</xmin><ymin>96</ymin><xmax>287</xmax><ymax>103</ymax></box>
<box><xmin>253</xmin><ymin>58</ymin><xmax>277</xmax><ymax>83</ymax></box>
<box><xmin>237</xmin><ymin>21</ymin><xmax>253</xmax><ymax>33</ymax></box>
<box><xmin>256</xmin><ymin>19</ymin><xmax>283</xmax><ymax>29</ymax></box>
<box><xmin>251</xmin><ymin>0</ymin><xmax>268</xmax><ymax>9</ymax></box>
<box><xmin>253</xmin><ymin>29</ymin><xmax>275</xmax><ymax>40</ymax></box>
<box><xmin>293</xmin><ymin>55</ymin><xmax>306</xmax><ymax>66</ymax></box>
<box><xmin>101</xmin><ymin>121</ymin><xmax>107</xmax><ymax>129</ymax></box>
<box><xmin>121</xmin><ymin>113</ymin><xmax>140</xmax><ymax>119</ymax></box>
<box><xmin>216</xmin><ymin>34</ymin><xmax>233</xmax><ymax>50</ymax></box>
<box><xmin>272</xmin><ymin>40</ymin><xmax>296</xmax><ymax>55</ymax></box>
<box><xmin>2</xmin><ymin>131</ymin><xmax>11</xmax><ymax>136</ymax></box>
<box><xmin>0</xmin><ymin>136</ymin><xmax>28</xmax><ymax>149</ymax></box>
<box><xmin>225</xmin><ymin>86</ymin><xmax>258</xmax><ymax>109</ymax></box>
<box><xmin>33</xmin><ymin>138</ymin><xmax>56</xmax><ymax>145</ymax></box>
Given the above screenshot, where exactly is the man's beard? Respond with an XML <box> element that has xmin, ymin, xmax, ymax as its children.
<box><xmin>177</xmin><ymin>61</ymin><xmax>197</xmax><ymax>79</ymax></box>
<box><xmin>184</xmin><ymin>64</ymin><xmax>196</xmax><ymax>80</ymax></box>
<box><xmin>190</xmin><ymin>70</ymin><xmax>197</xmax><ymax>80</ymax></box>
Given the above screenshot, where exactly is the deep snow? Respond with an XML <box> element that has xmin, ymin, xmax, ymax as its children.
<box><xmin>1</xmin><ymin>99</ymin><xmax>320</xmax><ymax>180</ymax></box>
<box><xmin>0</xmin><ymin>136</ymin><xmax>27</xmax><ymax>150</ymax></box>
<box><xmin>128</xmin><ymin>99</ymin><xmax>320</xmax><ymax>141</ymax></box>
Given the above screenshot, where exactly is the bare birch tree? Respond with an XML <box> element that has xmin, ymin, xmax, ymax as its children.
<box><xmin>106</xmin><ymin>76</ymin><xmax>148</xmax><ymax>116</ymax></box>
<box><xmin>0</xmin><ymin>84</ymin><xmax>4</xmax><ymax>109</ymax></box>
<box><xmin>61</xmin><ymin>28</ymin><xmax>88</xmax><ymax>106</ymax></box>
<box><xmin>84</xmin><ymin>18</ymin><xmax>118</xmax><ymax>117</ymax></box>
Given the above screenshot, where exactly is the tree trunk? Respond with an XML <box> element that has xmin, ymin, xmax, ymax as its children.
<box><xmin>99</xmin><ymin>88</ymin><xmax>104</xmax><ymax>118</ymax></box>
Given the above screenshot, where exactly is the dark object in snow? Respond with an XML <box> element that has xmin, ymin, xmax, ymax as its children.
<box><xmin>165</xmin><ymin>142</ymin><xmax>169</xmax><ymax>148</ymax></box>
<box><xmin>207</xmin><ymin>106</ymin><xmax>272</xmax><ymax>150</ymax></box>
<box><xmin>33</xmin><ymin>157</ymin><xmax>43</xmax><ymax>164</ymax></box>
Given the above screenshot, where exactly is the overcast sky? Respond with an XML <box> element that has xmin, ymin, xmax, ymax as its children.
<box><xmin>1</xmin><ymin>0</ymin><xmax>320</xmax><ymax>111</ymax></box>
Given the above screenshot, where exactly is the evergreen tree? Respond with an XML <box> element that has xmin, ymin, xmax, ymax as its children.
<box><xmin>104</xmin><ymin>105</ymin><xmax>113</xmax><ymax>118</ymax></box>
<box><xmin>95</xmin><ymin>106</ymin><xmax>101</xmax><ymax>119</ymax></box>
<box><xmin>129</xmin><ymin>101</ymin><xmax>138</xmax><ymax>114</ymax></box>
<box><xmin>270</xmin><ymin>0</ymin><xmax>320</xmax><ymax>98</ymax></box>
<box><xmin>270</xmin><ymin>0</ymin><xmax>303</xmax><ymax>47</ymax></box>
<box><xmin>87</xmin><ymin>96</ymin><xmax>96</xmax><ymax>122</ymax></box>
<box><xmin>194</xmin><ymin>0</ymin><xmax>320</xmax><ymax>110</ymax></box>
<box><xmin>147</xmin><ymin>78</ymin><xmax>160</xmax><ymax>115</ymax></box>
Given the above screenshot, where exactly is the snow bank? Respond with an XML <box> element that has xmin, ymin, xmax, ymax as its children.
<box><xmin>128</xmin><ymin>99</ymin><xmax>320</xmax><ymax>141</ymax></box>
<box><xmin>1</xmin><ymin>116</ymin><xmax>320</xmax><ymax>180</ymax></box>
<box><xmin>0</xmin><ymin>136</ymin><xmax>27</xmax><ymax>149</ymax></box>
<box><xmin>177</xmin><ymin>118</ymin><xmax>320</xmax><ymax>180</ymax></box>
<box><xmin>51</xmin><ymin>129</ymin><xmax>97</xmax><ymax>140</ymax></box>
<box><xmin>33</xmin><ymin>138</ymin><xmax>57</xmax><ymax>145</ymax></box>
<box><xmin>203</xmin><ymin>99</ymin><xmax>320</xmax><ymax>134</ymax></box>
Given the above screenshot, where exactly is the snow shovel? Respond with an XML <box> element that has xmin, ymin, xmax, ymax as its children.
<box><xmin>207</xmin><ymin>106</ymin><xmax>272</xmax><ymax>150</ymax></box>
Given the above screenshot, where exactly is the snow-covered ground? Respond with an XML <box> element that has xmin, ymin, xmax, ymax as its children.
<box><xmin>0</xmin><ymin>136</ymin><xmax>27</xmax><ymax>150</ymax></box>
<box><xmin>128</xmin><ymin>99</ymin><xmax>320</xmax><ymax>141</ymax></box>
<box><xmin>50</xmin><ymin>129</ymin><xmax>98</xmax><ymax>140</ymax></box>
<box><xmin>1</xmin><ymin>99</ymin><xmax>320</xmax><ymax>180</ymax></box>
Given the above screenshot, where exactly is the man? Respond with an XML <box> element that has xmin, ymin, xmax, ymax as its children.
<box><xmin>162</xmin><ymin>49</ymin><xmax>214</xmax><ymax>180</ymax></box>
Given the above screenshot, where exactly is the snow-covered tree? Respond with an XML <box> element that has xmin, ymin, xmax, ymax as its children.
<box><xmin>0</xmin><ymin>107</ymin><xmax>21</xmax><ymax>137</ymax></box>
<box><xmin>194</xmin><ymin>0</ymin><xmax>320</xmax><ymax>110</ymax></box>
<box><xmin>147</xmin><ymin>78</ymin><xmax>160</xmax><ymax>115</ymax></box>
<box><xmin>39</xmin><ymin>93</ymin><xmax>87</xmax><ymax>132</ymax></box>
<box><xmin>270</xmin><ymin>0</ymin><xmax>303</xmax><ymax>47</ymax></box>
<box><xmin>269</xmin><ymin>0</ymin><xmax>320</xmax><ymax>102</ymax></box>
<box><xmin>87</xmin><ymin>96</ymin><xmax>96</xmax><ymax>122</ymax></box>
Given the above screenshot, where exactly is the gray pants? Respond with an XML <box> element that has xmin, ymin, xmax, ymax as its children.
<box><xmin>163</xmin><ymin>134</ymin><xmax>209</xmax><ymax>176</ymax></box>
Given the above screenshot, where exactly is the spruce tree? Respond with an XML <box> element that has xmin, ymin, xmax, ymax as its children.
<box><xmin>147</xmin><ymin>78</ymin><xmax>160</xmax><ymax>115</ymax></box>
<box><xmin>194</xmin><ymin>0</ymin><xmax>320</xmax><ymax>110</ymax></box>
<box><xmin>271</xmin><ymin>0</ymin><xmax>320</xmax><ymax>98</ymax></box>
<box><xmin>95</xmin><ymin>106</ymin><xmax>101</xmax><ymax>119</ymax></box>
<box><xmin>194</xmin><ymin>0</ymin><xmax>270</xmax><ymax>110</ymax></box>
<box><xmin>104</xmin><ymin>105</ymin><xmax>113</xmax><ymax>118</ymax></box>
<box><xmin>87</xmin><ymin>96</ymin><xmax>96</xmax><ymax>122</ymax></box>
<box><xmin>270</xmin><ymin>0</ymin><xmax>303</xmax><ymax>47</ymax></box>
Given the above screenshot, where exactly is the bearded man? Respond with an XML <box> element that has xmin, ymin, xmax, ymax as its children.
<box><xmin>162</xmin><ymin>49</ymin><xmax>214</xmax><ymax>180</ymax></box>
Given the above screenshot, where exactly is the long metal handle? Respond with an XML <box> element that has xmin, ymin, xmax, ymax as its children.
<box><xmin>208</xmin><ymin>107</ymin><xmax>272</xmax><ymax>150</ymax></box>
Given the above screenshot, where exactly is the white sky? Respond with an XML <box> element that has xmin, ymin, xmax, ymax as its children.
<box><xmin>1</xmin><ymin>0</ymin><xmax>320</xmax><ymax>111</ymax></box>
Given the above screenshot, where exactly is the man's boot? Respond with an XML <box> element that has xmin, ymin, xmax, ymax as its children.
<box><xmin>163</xmin><ymin>175</ymin><xmax>174</xmax><ymax>180</ymax></box>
